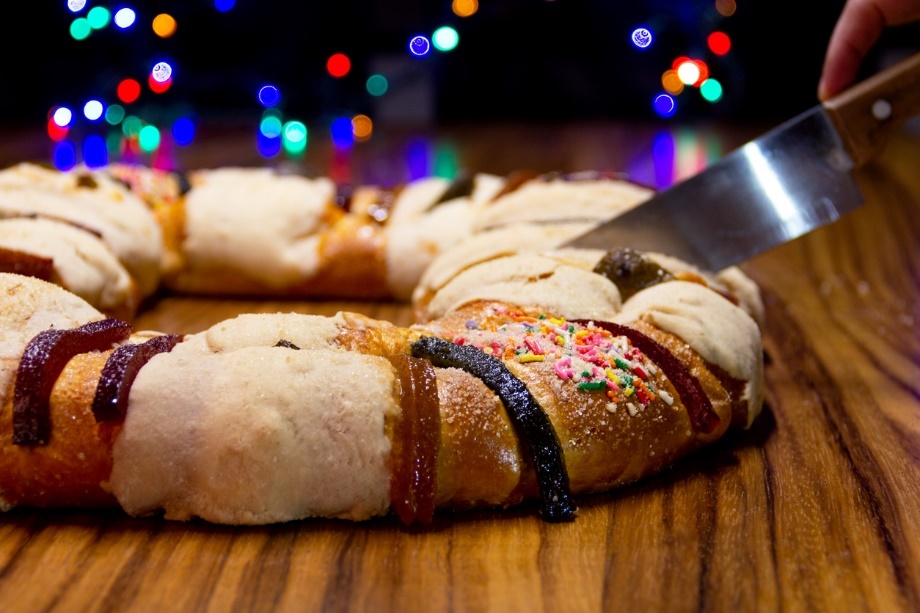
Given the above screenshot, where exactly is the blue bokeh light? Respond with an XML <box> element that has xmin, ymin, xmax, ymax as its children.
<box><xmin>257</xmin><ymin>131</ymin><xmax>282</xmax><ymax>158</ymax></box>
<box><xmin>172</xmin><ymin>117</ymin><xmax>196</xmax><ymax>146</ymax></box>
<box><xmin>214</xmin><ymin>0</ymin><xmax>236</xmax><ymax>12</ymax></box>
<box><xmin>83</xmin><ymin>134</ymin><xmax>108</xmax><ymax>168</ymax></box>
<box><xmin>330</xmin><ymin>117</ymin><xmax>354</xmax><ymax>148</ymax></box>
<box><xmin>53</xmin><ymin>140</ymin><xmax>77</xmax><ymax>171</ymax></box>
<box><xmin>653</xmin><ymin>94</ymin><xmax>677</xmax><ymax>118</ymax></box>
<box><xmin>258</xmin><ymin>85</ymin><xmax>280</xmax><ymax>107</ymax></box>
<box><xmin>409</xmin><ymin>35</ymin><xmax>431</xmax><ymax>56</ymax></box>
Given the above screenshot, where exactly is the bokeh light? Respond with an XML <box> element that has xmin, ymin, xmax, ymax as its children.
<box><xmin>327</xmin><ymin>53</ymin><xmax>351</xmax><ymax>78</ymax></box>
<box><xmin>151</xmin><ymin>61</ymin><xmax>173</xmax><ymax>83</ymax></box>
<box><xmin>83</xmin><ymin>99</ymin><xmax>104</xmax><ymax>121</ymax></box>
<box><xmin>87</xmin><ymin>6</ymin><xmax>110</xmax><ymax>29</ymax></box>
<box><xmin>114</xmin><ymin>8</ymin><xmax>136</xmax><ymax>28</ymax></box>
<box><xmin>432</xmin><ymin>26</ymin><xmax>459</xmax><ymax>51</ymax></box>
<box><xmin>409</xmin><ymin>36</ymin><xmax>430</xmax><ymax>56</ymax></box>
<box><xmin>214</xmin><ymin>0</ymin><xmax>236</xmax><ymax>12</ymax></box>
<box><xmin>105</xmin><ymin>104</ymin><xmax>125</xmax><ymax>125</ymax></box>
<box><xmin>47</xmin><ymin>117</ymin><xmax>68</xmax><ymax>142</ymax></box>
<box><xmin>106</xmin><ymin>132</ymin><xmax>123</xmax><ymax>158</ymax></box>
<box><xmin>258</xmin><ymin>85</ymin><xmax>280</xmax><ymax>107</ymax></box>
<box><xmin>152</xmin><ymin>14</ymin><xmax>177</xmax><ymax>38</ymax></box>
<box><xmin>257</xmin><ymin>131</ymin><xmax>282</xmax><ymax>158</ymax></box>
<box><xmin>452</xmin><ymin>0</ymin><xmax>478</xmax><ymax>17</ymax></box>
<box><xmin>139</xmin><ymin>125</ymin><xmax>161</xmax><ymax>152</ymax></box>
<box><xmin>67</xmin><ymin>0</ymin><xmax>87</xmax><ymax>12</ymax></box>
<box><xmin>148</xmin><ymin>74</ymin><xmax>172</xmax><ymax>94</ymax></box>
<box><xmin>352</xmin><ymin>114</ymin><xmax>373</xmax><ymax>141</ymax></box>
<box><xmin>53</xmin><ymin>141</ymin><xmax>77</xmax><ymax>171</ymax></box>
<box><xmin>715</xmin><ymin>0</ymin><xmax>737</xmax><ymax>17</ymax></box>
<box><xmin>173</xmin><ymin>117</ymin><xmax>196</xmax><ymax>146</ymax></box>
<box><xmin>700</xmin><ymin>78</ymin><xmax>723</xmax><ymax>102</ymax></box>
<box><xmin>676</xmin><ymin>61</ymin><xmax>701</xmax><ymax>86</ymax></box>
<box><xmin>260</xmin><ymin>115</ymin><xmax>283</xmax><ymax>138</ymax></box>
<box><xmin>70</xmin><ymin>18</ymin><xmax>91</xmax><ymax>40</ymax></box>
<box><xmin>661</xmin><ymin>70</ymin><xmax>684</xmax><ymax>95</ymax></box>
<box><xmin>117</xmin><ymin>78</ymin><xmax>141</xmax><ymax>103</ymax></box>
<box><xmin>83</xmin><ymin>134</ymin><xmax>108</xmax><ymax>168</ymax></box>
<box><xmin>282</xmin><ymin>121</ymin><xmax>308</xmax><ymax>155</ymax></box>
<box><xmin>708</xmin><ymin>32</ymin><xmax>731</xmax><ymax>55</ymax></box>
<box><xmin>631</xmin><ymin>27</ymin><xmax>653</xmax><ymax>49</ymax></box>
<box><xmin>52</xmin><ymin>106</ymin><xmax>73</xmax><ymax>127</ymax></box>
<box><xmin>653</xmin><ymin>94</ymin><xmax>677</xmax><ymax>118</ymax></box>
<box><xmin>122</xmin><ymin>115</ymin><xmax>144</xmax><ymax>138</ymax></box>
<box><xmin>366</xmin><ymin>74</ymin><xmax>388</xmax><ymax>96</ymax></box>
<box><xmin>330</xmin><ymin>117</ymin><xmax>354</xmax><ymax>148</ymax></box>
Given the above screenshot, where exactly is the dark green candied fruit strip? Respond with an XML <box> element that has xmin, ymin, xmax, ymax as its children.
<box><xmin>427</xmin><ymin>170</ymin><xmax>474</xmax><ymax>210</ymax></box>
<box><xmin>592</xmin><ymin>248</ymin><xmax>675</xmax><ymax>301</ymax></box>
<box><xmin>13</xmin><ymin>318</ymin><xmax>134</xmax><ymax>446</ymax></box>
<box><xmin>410</xmin><ymin>336</ymin><xmax>576</xmax><ymax>522</ymax></box>
<box><xmin>92</xmin><ymin>334</ymin><xmax>184</xmax><ymax>422</ymax></box>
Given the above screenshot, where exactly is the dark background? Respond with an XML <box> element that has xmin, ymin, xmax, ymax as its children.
<box><xmin>2</xmin><ymin>1</ymin><xmax>918</xmax><ymax>130</ymax></box>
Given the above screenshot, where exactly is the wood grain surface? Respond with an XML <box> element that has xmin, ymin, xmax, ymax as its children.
<box><xmin>0</xmin><ymin>123</ymin><xmax>918</xmax><ymax>612</ymax></box>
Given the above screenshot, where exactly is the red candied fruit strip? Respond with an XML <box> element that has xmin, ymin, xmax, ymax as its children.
<box><xmin>12</xmin><ymin>318</ymin><xmax>133</xmax><ymax>446</ymax></box>
<box><xmin>386</xmin><ymin>354</ymin><xmax>440</xmax><ymax>526</ymax></box>
<box><xmin>0</xmin><ymin>247</ymin><xmax>55</xmax><ymax>281</ymax></box>
<box><xmin>92</xmin><ymin>334</ymin><xmax>183</xmax><ymax>422</ymax></box>
<box><xmin>574</xmin><ymin>319</ymin><xmax>721</xmax><ymax>434</ymax></box>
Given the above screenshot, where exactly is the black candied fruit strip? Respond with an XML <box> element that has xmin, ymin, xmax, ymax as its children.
<box><xmin>429</xmin><ymin>170</ymin><xmax>474</xmax><ymax>209</ymax></box>
<box><xmin>13</xmin><ymin>318</ymin><xmax>134</xmax><ymax>446</ymax></box>
<box><xmin>410</xmin><ymin>335</ymin><xmax>576</xmax><ymax>522</ymax></box>
<box><xmin>92</xmin><ymin>334</ymin><xmax>183</xmax><ymax>422</ymax></box>
<box><xmin>273</xmin><ymin>339</ymin><xmax>301</xmax><ymax>350</ymax></box>
<box><xmin>576</xmin><ymin>320</ymin><xmax>721</xmax><ymax>434</ymax></box>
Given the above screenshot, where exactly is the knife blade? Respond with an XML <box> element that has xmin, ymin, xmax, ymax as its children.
<box><xmin>563</xmin><ymin>51</ymin><xmax>920</xmax><ymax>271</ymax></box>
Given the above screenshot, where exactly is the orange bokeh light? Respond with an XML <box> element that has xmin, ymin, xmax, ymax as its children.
<box><xmin>152</xmin><ymin>13</ymin><xmax>177</xmax><ymax>38</ymax></box>
<box><xmin>452</xmin><ymin>0</ymin><xmax>478</xmax><ymax>17</ymax></box>
<box><xmin>352</xmin><ymin>114</ymin><xmax>373</xmax><ymax>141</ymax></box>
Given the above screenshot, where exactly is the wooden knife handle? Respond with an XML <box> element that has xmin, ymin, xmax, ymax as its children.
<box><xmin>822</xmin><ymin>51</ymin><xmax>920</xmax><ymax>168</ymax></box>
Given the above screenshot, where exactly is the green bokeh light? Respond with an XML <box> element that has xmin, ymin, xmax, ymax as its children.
<box><xmin>122</xmin><ymin>115</ymin><xmax>143</xmax><ymax>138</ymax></box>
<box><xmin>105</xmin><ymin>104</ymin><xmax>125</xmax><ymax>125</ymax></box>
<box><xmin>282</xmin><ymin>121</ymin><xmax>307</xmax><ymax>156</ymax></box>
<box><xmin>70</xmin><ymin>18</ymin><xmax>91</xmax><ymax>40</ymax></box>
<box><xmin>700</xmin><ymin>78</ymin><xmax>723</xmax><ymax>102</ymax></box>
<box><xmin>106</xmin><ymin>131</ymin><xmax>123</xmax><ymax>156</ymax></box>
<box><xmin>138</xmin><ymin>125</ymin><xmax>161</xmax><ymax>152</ymax></box>
<box><xmin>432</xmin><ymin>26</ymin><xmax>459</xmax><ymax>52</ymax></box>
<box><xmin>260</xmin><ymin>116</ymin><xmax>283</xmax><ymax>138</ymax></box>
<box><xmin>366</xmin><ymin>74</ymin><xmax>388</xmax><ymax>97</ymax></box>
<box><xmin>87</xmin><ymin>6</ymin><xmax>111</xmax><ymax>29</ymax></box>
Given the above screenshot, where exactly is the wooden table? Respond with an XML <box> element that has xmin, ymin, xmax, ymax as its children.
<box><xmin>1</xmin><ymin>122</ymin><xmax>918</xmax><ymax>612</ymax></box>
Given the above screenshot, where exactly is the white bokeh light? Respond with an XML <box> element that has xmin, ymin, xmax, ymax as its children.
<box><xmin>83</xmin><ymin>100</ymin><xmax>104</xmax><ymax>121</ymax></box>
<box><xmin>67</xmin><ymin>0</ymin><xmax>87</xmax><ymax>12</ymax></box>
<box><xmin>677</xmin><ymin>61</ymin><xmax>701</xmax><ymax>85</ymax></box>
<box><xmin>53</xmin><ymin>107</ymin><xmax>74</xmax><ymax>127</ymax></box>
<box><xmin>114</xmin><ymin>8</ymin><xmax>137</xmax><ymax>29</ymax></box>
<box><xmin>151</xmin><ymin>61</ymin><xmax>172</xmax><ymax>83</ymax></box>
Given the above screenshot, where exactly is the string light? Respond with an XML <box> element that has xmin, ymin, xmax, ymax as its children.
<box><xmin>214</xmin><ymin>0</ymin><xmax>236</xmax><ymax>12</ymax></box>
<box><xmin>260</xmin><ymin>115</ymin><xmax>283</xmax><ymax>138</ymax></box>
<box><xmin>153</xmin><ymin>14</ymin><xmax>178</xmax><ymax>38</ymax></box>
<box><xmin>352</xmin><ymin>114</ymin><xmax>373</xmax><ymax>141</ymax></box>
<box><xmin>83</xmin><ymin>99</ymin><xmax>104</xmax><ymax>121</ymax></box>
<box><xmin>114</xmin><ymin>8</ymin><xmax>136</xmax><ymax>28</ymax></box>
<box><xmin>52</xmin><ymin>106</ymin><xmax>73</xmax><ymax>127</ymax></box>
<box><xmin>676</xmin><ymin>61</ymin><xmax>700</xmax><ymax>86</ymax></box>
<box><xmin>433</xmin><ymin>26</ymin><xmax>459</xmax><ymax>52</ymax></box>
<box><xmin>327</xmin><ymin>53</ymin><xmax>351</xmax><ymax>78</ymax></box>
<box><xmin>631</xmin><ymin>27</ymin><xmax>653</xmax><ymax>49</ymax></box>
<box><xmin>70</xmin><ymin>18</ymin><xmax>91</xmax><ymax>40</ymax></box>
<box><xmin>282</xmin><ymin>121</ymin><xmax>308</xmax><ymax>155</ymax></box>
<box><xmin>87</xmin><ymin>6</ymin><xmax>110</xmax><ymax>29</ymax></box>
<box><xmin>105</xmin><ymin>104</ymin><xmax>125</xmax><ymax>125</ymax></box>
<box><xmin>151</xmin><ymin>61</ymin><xmax>173</xmax><ymax>83</ymax></box>
<box><xmin>715</xmin><ymin>0</ymin><xmax>737</xmax><ymax>17</ymax></box>
<box><xmin>83</xmin><ymin>134</ymin><xmax>108</xmax><ymax>168</ymax></box>
<box><xmin>708</xmin><ymin>32</ymin><xmax>731</xmax><ymax>55</ymax></box>
<box><xmin>258</xmin><ymin>85</ymin><xmax>280</xmax><ymax>107</ymax></box>
<box><xmin>47</xmin><ymin>117</ymin><xmax>68</xmax><ymax>141</ymax></box>
<box><xmin>117</xmin><ymin>79</ymin><xmax>141</xmax><ymax>104</ymax></box>
<box><xmin>53</xmin><ymin>141</ymin><xmax>77</xmax><ymax>171</ymax></box>
<box><xmin>138</xmin><ymin>125</ymin><xmax>161</xmax><ymax>153</ymax></box>
<box><xmin>366</xmin><ymin>74</ymin><xmax>388</xmax><ymax>96</ymax></box>
<box><xmin>330</xmin><ymin>117</ymin><xmax>354</xmax><ymax>148</ymax></box>
<box><xmin>67</xmin><ymin>0</ymin><xmax>86</xmax><ymax>12</ymax></box>
<box><xmin>661</xmin><ymin>70</ymin><xmax>684</xmax><ymax>95</ymax></box>
<box><xmin>452</xmin><ymin>0</ymin><xmax>478</xmax><ymax>17</ymax></box>
<box><xmin>653</xmin><ymin>94</ymin><xmax>676</xmax><ymax>118</ymax></box>
<box><xmin>700</xmin><ymin>78</ymin><xmax>723</xmax><ymax>102</ymax></box>
<box><xmin>409</xmin><ymin>36</ymin><xmax>431</xmax><ymax>56</ymax></box>
<box><xmin>172</xmin><ymin>117</ymin><xmax>196</xmax><ymax>146</ymax></box>
<box><xmin>148</xmin><ymin>74</ymin><xmax>172</xmax><ymax>94</ymax></box>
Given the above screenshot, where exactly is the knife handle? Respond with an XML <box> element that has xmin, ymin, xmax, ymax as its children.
<box><xmin>822</xmin><ymin>51</ymin><xmax>920</xmax><ymax>168</ymax></box>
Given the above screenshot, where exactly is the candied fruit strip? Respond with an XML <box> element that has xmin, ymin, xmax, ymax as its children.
<box><xmin>410</xmin><ymin>336</ymin><xmax>576</xmax><ymax>522</ymax></box>
<box><xmin>12</xmin><ymin>318</ymin><xmax>133</xmax><ymax>446</ymax></box>
<box><xmin>92</xmin><ymin>334</ymin><xmax>183</xmax><ymax>422</ymax></box>
<box><xmin>0</xmin><ymin>247</ymin><xmax>55</xmax><ymax>281</ymax></box>
<box><xmin>386</xmin><ymin>355</ymin><xmax>440</xmax><ymax>526</ymax></box>
<box><xmin>576</xmin><ymin>320</ymin><xmax>721</xmax><ymax>434</ymax></box>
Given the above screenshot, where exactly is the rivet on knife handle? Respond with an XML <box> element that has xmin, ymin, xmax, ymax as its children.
<box><xmin>822</xmin><ymin>51</ymin><xmax>920</xmax><ymax>168</ymax></box>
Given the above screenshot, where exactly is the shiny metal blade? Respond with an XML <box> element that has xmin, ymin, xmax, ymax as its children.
<box><xmin>563</xmin><ymin>106</ymin><xmax>864</xmax><ymax>271</ymax></box>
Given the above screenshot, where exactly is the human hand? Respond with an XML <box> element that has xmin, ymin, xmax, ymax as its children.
<box><xmin>818</xmin><ymin>0</ymin><xmax>920</xmax><ymax>100</ymax></box>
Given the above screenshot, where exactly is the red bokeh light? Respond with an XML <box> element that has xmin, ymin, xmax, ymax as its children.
<box><xmin>671</xmin><ymin>56</ymin><xmax>690</xmax><ymax>71</ymax></box>
<box><xmin>148</xmin><ymin>74</ymin><xmax>173</xmax><ymax>94</ymax></box>
<box><xmin>117</xmin><ymin>79</ymin><xmax>142</xmax><ymax>104</ymax></box>
<box><xmin>46</xmin><ymin>118</ymin><xmax>68</xmax><ymax>142</ymax></box>
<box><xmin>326</xmin><ymin>53</ymin><xmax>351</xmax><ymax>78</ymax></box>
<box><xmin>708</xmin><ymin>32</ymin><xmax>731</xmax><ymax>56</ymax></box>
<box><xmin>692</xmin><ymin>60</ymin><xmax>709</xmax><ymax>87</ymax></box>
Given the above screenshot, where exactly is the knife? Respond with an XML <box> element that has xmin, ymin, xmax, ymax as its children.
<box><xmin>563</xmin><ymin>51</ymin><xmax>920</xmax><ymax>271</ymax></box>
